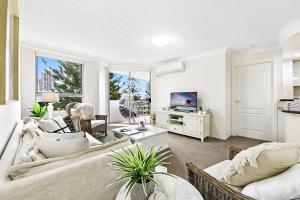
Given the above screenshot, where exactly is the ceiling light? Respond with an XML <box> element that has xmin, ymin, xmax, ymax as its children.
<box><xmin>151</xmin><ymin>34</ymin><xmax>170</xmax><ymax>47</ymax></box>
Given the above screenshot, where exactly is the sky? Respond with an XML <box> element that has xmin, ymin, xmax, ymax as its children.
<box><xmin>37</xmin><ymin>56</ymin><xmax>60</xmax><ymax>79</ymax></box>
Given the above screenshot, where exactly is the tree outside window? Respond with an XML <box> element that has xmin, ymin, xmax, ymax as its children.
<box><xmin>36</xmin><ymin>56</ymin><xmax>82</xmax><ymax>110</ymax></box>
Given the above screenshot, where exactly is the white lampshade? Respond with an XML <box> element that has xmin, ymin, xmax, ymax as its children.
<box><xmin>41</xmin><ymin>92</ymin><xmax>59</xmax><ymax>103</ymax></box>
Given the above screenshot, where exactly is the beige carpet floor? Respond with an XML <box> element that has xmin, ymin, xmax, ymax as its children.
<box><xmin>100</xmin><ymin>126</ymin><xmax>265</xmax><ymax>179</ymax></box>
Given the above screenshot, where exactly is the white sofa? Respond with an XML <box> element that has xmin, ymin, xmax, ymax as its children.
<box><xmin>0</xmin><ymin>121</ymin><xmax>133</xmax><ymax>200</ymax></box>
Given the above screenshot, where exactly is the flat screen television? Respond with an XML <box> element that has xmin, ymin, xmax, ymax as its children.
<box><xmin>170</xmin><ymin>92</ymin><xmax>197</xmax><ymax>112</ymax></box>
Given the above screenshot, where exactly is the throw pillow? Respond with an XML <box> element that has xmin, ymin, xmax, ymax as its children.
<box><xmin>39</xmin><ymin>117</ymin><xmax>71</xmax><ymax>133</ymax></box>
<box><xmin>71</xmin><ymin>116</ymin><xmax>81</xmax><ymax>132</ymax></box>
<box><xmin>36</xmin><ymin>137</ymin><xmax>90</xmax><ymax>158</ymax></box>
<box><xmin>242</xmin><ymin>163</ymin><xmax>300</xmax><ymax>200</ymax></box>
<box><xmin>222</xmin><ymin>142</ymin><xmax>299</xmax><ymax>187</ymax></box>
<box><xmin>43</xmin><ymin>132</ymin><xmax>86</xmax><ymax>140</ymax></box>
<box><xmin>63</xmin><ymin>116</ymin><xmax>77</xmax><ymax>132</ymax></box>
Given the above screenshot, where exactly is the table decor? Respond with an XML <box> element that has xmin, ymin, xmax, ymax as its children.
<box><xmin>109</xmin><ymin>145</ymin><xmax>172</xmax><ymax>200</ymax></box>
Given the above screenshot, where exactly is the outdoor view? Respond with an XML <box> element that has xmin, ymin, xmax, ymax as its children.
<box><xmin>109</xmin><ymin>71</ymin><xmax>151</xmax><ymax>124</ymax></box>
<box><xmin>36</xmin><ymin>56</ymin><xmax>83</xmax><ymax>110</ymax></box>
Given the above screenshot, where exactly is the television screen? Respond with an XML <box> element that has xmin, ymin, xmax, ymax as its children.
<box><xmin>170</xmin><ymin>92</ymin><xmax>197</xmax><ymax>110</ymax></box>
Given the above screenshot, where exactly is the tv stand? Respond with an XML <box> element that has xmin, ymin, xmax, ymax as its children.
<box><xmin>156</xmin><ymin>110</ymin><xmax>211</xmax><ymax>142</ymax></box>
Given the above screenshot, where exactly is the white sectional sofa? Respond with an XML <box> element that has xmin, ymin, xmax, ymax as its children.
<box><xmin>0</xmin><ymin>121</ymin><xmax>133</xmax><ymax>200</ymax></box>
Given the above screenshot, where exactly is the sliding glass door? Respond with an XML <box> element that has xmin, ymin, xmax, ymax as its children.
<box><xmin>109</xmin><ymin>70</ymin><xmax>151</xmax><ymax>125</ymax></box>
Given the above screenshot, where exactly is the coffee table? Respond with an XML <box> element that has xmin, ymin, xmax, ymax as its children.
<box><xmin>112</xmin><ymin>125</ymin><xmax>168</xmax><ymax>151</ymax></box>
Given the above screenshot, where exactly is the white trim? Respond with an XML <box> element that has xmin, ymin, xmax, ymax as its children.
<box><xmin>278</xmin><ymin>18</ymin><xmax>300</xmax><ymax>45</ymax></box>
<box><xmin>232</xmin><ymin>45</ymin><xmax>281</xmax><ymax>56</ymax></box>
<box><xmin>173</xmin><ymin>47</ymin><xmax>229</xmax><ymax>63</ymax></box>
<box><xmin>21</xmin><ymin>40</ymin><xmax>108</xmax><ymax>65</ymax></box>
<box><xmin>107</xmin><ymin>66</ymin><xmax>153</xmax><ymax>71</ymax></box>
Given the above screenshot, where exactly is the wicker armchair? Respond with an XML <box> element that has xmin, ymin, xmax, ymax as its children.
<box><xmin>65</xmin><ymin>102</ymin><xmax>108</xmax><ymax>138</ymax></box>
<box><xmin>80</xmin><ymin>115</ymin><xmax>108</xmax><ymax>137</ymax></box>
<box><xmin>186</xmin><ymin>146</ymin><xmax>254</xmax><ymax>200</ymax></box>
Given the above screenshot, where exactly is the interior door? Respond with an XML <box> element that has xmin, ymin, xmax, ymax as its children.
<box><xmin>234</xmin><ymin>62</ymin><xmax>272</xmax><ymax>140</ymax></box>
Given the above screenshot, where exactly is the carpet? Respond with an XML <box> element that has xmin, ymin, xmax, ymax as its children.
<box><xmin>100</xmin><ymin>126</ymin><xmax>265</xmax><ymax>179</ymax></box>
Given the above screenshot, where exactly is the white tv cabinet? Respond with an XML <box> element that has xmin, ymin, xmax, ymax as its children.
<box><xmin>156</xmin><ymin>110</ymin><xmax>211</xmax><ymax>142</ymax></box>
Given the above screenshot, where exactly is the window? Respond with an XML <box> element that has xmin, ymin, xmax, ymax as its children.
<box><xmin>36</xmin><ymin>56</ymin><xmax>83</xmax><ymax>110</ymax></box>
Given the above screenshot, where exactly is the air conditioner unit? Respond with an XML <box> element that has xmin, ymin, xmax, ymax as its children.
<box><xmin>155</xmin><ymin>61</ymin><xmax>185</xmax><ymax>76</ymax></box>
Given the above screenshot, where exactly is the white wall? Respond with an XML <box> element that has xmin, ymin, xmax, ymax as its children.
<box><xmin>152</xmin><ymin>51</ymin><xmax>231</xmax><ymax>140</ymax></box>
<box><xmin>20</xmin><ymin>47</ymin><xmax>106</xmax><ymax>118</ymax></box>
<box><xmin>231</xmin><ymin>49</ymin><xmax>283</xmax><ymax>141</ymax></box>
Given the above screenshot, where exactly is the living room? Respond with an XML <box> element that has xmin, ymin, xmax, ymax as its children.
<box><xmin>1</xmin><ymin>0</ymin><xmax>300</xmax><ymax>200</ymax></box>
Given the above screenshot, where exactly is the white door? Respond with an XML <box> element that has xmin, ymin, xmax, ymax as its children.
<box><xmin>234</xmin><ymin>62</ymin><xmax>272</xmax><ymax>140</ymax></box>
<box><xmin>184</xmin><ymin>117</ymin><xmax>201</xmax><ymax>136</ymax></box>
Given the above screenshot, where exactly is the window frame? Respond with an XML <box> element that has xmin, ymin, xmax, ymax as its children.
<box><xmin>35</xmin><ymin>54</ymin><xmax>84</xmax><ymax>99</ymax></box>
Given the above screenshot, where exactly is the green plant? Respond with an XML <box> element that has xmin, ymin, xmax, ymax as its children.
<box><xmin>151</xmin><ymin>113</ymin><xmax>156</xmax><ymax>121</ymax></box>
<box><xmin>31</xmin><ymin>102</ymin><xmax>47</xmax><ymax>117</ymax></box>
<box><xmin>109</xmin><ymin>145</ymin><xmax>172</xmax><ymax>197</ymax></box>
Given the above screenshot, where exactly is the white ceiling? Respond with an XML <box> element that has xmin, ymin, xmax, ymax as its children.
<box><xmin>19</xmin><ymin>0</ymin><xmax>300</xmax><ymax>64</ymax></box>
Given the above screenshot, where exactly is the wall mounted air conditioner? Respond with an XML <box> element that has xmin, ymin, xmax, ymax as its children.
<box><xmin>155</xmin><ymin>61</ymin><xmax>186</xmax><ymax>76</ymax></box>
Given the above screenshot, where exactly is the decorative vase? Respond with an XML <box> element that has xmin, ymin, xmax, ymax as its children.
<box><xmin>151</xmin><ymin>119</ymin><xmax>156</xmax><ymax>124</ymax></box>
<box><xmin>130</xmin><ymin>181</ymin><xmax>155</xmax><ymax>200</ymax></box>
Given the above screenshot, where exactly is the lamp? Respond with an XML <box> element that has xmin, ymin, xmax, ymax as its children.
<box><xmin>42</xmin><ymin>92</ymin><xmax>59</xmax><ymax>119</ymax></box>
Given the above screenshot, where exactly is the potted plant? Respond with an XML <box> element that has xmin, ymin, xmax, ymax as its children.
<box><xmin>151</xmin><ymin>113</ymin><xmax>156</xmax><ymax>124</ymax></box>
<box><xmin>30</xmin><ymin>102</ymin><xmax>47</xmax><ymax>118</ymax></box>
<box><xmin>110</xmin><ymin>145</ymin><xmax>172</xmax><ymax>200</ymax></box>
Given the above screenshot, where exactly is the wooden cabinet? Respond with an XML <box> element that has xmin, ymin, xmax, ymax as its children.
<box><xmin>156</xmin><ymin>110</ymin><xmax>211</xmax><ymax>142</ymax></box>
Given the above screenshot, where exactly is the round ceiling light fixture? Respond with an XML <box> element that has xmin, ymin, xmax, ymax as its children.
<box><xmin>151</xmin><ymin>34</ymin><xmax>171</xmax><ymax>47</ymax></box>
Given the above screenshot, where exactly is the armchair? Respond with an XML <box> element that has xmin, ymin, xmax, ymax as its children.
<box><xmin>185</xmin><ymin>146</ymin><xmax>254</xmax><ymax>200</ymax></box>
<box><xmin>65</xmin><ymin>102</ymin><xmax>108</xmax><ymax>138</ymax></box>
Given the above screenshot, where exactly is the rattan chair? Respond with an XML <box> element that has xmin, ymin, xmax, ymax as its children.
<box><xmin>186</xmin><ymin>146</ymin><xmax>254</xmax><ymax>200</ymax></box>
<box><xmin>65</xmin><ymin>102</ymin><xmax>108</xmax><ymax>138</ymax></box>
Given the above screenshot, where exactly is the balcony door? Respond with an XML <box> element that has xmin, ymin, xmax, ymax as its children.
<box><xmin>108</xmin><ymin>70</ymin><xmax>151</xmax><ymax>125</ymax></box>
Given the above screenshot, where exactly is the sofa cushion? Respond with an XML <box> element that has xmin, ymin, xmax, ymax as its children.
<box><xmin>8</xmin><ymin>137</ymin><xmax>132</xmax><ymax>179</ymax></box>
<box><xmin>85</xmin><ymin>133</ymin><xmax>103</xmax><ymax>146</ymax></box>
<box><xmin>36</xmin><ymin>137</ymin><xmax>90</xmax><ymax>158</ymax></box>
<box><xmin>39</xmin><ymin>117</ymin><xmax>71</xmax><ymax>133</ymax></box>
<box><xmin>223</xmin><ymin>142</ymin><xmax>299</xmax><ymax>187</ymax></box>
<box><xmin>242</xmin><ymin>163</ymin><xmax>300</xmax><ymax>200</ymax></box>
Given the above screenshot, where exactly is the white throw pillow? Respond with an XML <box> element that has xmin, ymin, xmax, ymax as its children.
<box><xmin>222</xmin><ymin>142</ymin><xmax>299</xmax><ymax>186</ymax></box>
<box><xmin>242</xmin><ymin>163</ymin><xmax>300</xmax><ymax>200</ymax></box>
<box><xmin>39</xmin><ymin>117</ymin><xmax>71</xmax><ymax>133</ymax></box>
<box><xmin>43</xmin><ymin>132</ymin><xmax>86</xmax><ymax>140</ymax></box>
<box><xmin>36</xmin><ymin>137</ymin><xmax>89</xmax><ymax>158</ymax></box>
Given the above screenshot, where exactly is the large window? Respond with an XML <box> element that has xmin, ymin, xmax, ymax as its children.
<box><xmin>36</xmin><ymin>56</ymin><xmax>83</xmax><ymax>110</ymax></box>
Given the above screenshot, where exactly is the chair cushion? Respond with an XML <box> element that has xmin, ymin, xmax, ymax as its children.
<box><xmin>205</xmin><ymin>160</ymin><xmax>232</xmax><ymax>179</ymax></box>
<box><xmin>204</xmin><ymin>160</ymin><xmax>243</xmax><ymax>192</ymax></box>
<box><xmin>222</xmin><ymin>143</ymin><xmax>299</xmax><ymax>187</ymax></box>
<box><xmin>91</xmin><ymin>120</ymin><xmax>105</xmax><ymax>128</ymax></box>
<box><xmin>242</xmin><ymin>163</ymin><xmax>300</xmax><ymax>200</ymax></box>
